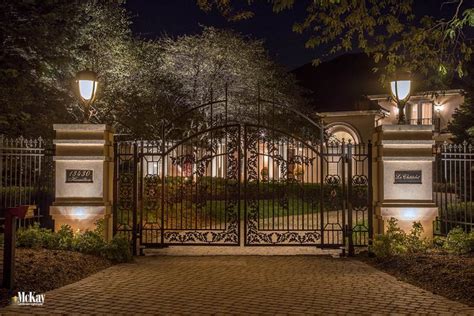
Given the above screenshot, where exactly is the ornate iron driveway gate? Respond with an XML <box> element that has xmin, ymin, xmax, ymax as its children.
<box><xmin>113</xmin><ymin>94</ymin><xmax>372</xmax><ymax>254</ymax></box>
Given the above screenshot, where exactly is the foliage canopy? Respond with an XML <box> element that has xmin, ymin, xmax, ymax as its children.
<box><xmin>0</xmin><ymin>1</ymin><xmax>306</xmax><ymax>139</ymax></box>
<box><xmin>197</xmin><ymin>0</ymin><xmax>474</xmax><ymax>85</ymax></box>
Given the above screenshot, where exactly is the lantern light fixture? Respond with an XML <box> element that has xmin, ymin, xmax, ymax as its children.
<box><xmin>390</xmin><ymin>69</ymin><xmax>412</xmax><ymax>124</ymax></box>
<box><xmin>75</xmin><ymin>70</ymin><xmax>98</xmax><ymax>123</ymax></box>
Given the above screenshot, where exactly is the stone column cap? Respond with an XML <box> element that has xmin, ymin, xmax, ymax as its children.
<box><xmin>377</xmin><ymin>200</ymin><xmax>436</xmax><ymax>208</ymax></box>
<box><xmin>53</xmin><ymin>124</ymin><xmax>113</xmax><ymax>132</ymax></box>
<box><xmin>376</xmin><ymin>124</ymin><xmax>434</xmax><ymax>132</ymax></box>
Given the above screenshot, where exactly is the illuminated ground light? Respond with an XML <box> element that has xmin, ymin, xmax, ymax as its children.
<box><xmin>400</xmin><ymin>208</ymin><xmax>419</xmax><ymax>221</ymax></box>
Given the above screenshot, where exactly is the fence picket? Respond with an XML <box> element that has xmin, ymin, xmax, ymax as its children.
<box><xmin>434</xmin><ymin>142</ymin><xmax>474</xmax><ymax>234</ymax></box>
<box><xmin>0</xmin><ymin>135</ymin><xmax>54</xmax><ymax>229</ymax></box>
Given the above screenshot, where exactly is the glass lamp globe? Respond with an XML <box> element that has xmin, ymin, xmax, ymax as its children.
<box><xmin>390</xmin><ymin>70</ymin><xmax>411</xmax><ymax>101</ymax></box>
<box><xmin>75</xmin><ymin>70</ymin><xmax>98</xmax><ymax>103</ymax></box>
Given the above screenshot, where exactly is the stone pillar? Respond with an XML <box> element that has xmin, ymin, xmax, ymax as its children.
<box><xmin>50</xmin><ymin>124</ymin><xmax>114</xmax><ymax>240</ymax></box>
<box><xmin>373</xmin><ymin>125</ymin><xmax>437</xmax><ymax>238</ymax></box>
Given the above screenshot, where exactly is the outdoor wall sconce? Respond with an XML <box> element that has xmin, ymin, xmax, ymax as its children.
<box><xmin>390</xmin><ymin>69</ymin><xmax>411</xmax><ymax>124</ymax></box>
<box><xmin>75</xmin><ymin>70</ymin><xmax>98</xmax><ymax>123</ymax></box>
<box><xmin>434</xmin><ymin>103</ymin><xmax>444</xmax><ymax>112</ymax></box>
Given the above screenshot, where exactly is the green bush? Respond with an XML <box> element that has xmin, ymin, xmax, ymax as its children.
<box><xmin>405</xmin><ymin>221</ymin><xmax>428</xmax><ymax>253</ymax></box>
<box><xmin>371</xmin><ymin>219</ymin><xmax>428</xmax><ymax>258</ymax></box>
<box><xmin>15</xmin><ymin>221</ymin><xmax>132</xmax><ymax>263</ymax></box>
<box><xmin>16</xmin><ymin>223</ymin><xmax>75</xmax><ymax>250</ymax></box>
<box><xmin>72</xmin><ymin>230</ymin><xmax>106</xmax><ymax>255</ymax></box>
<box><xmin>371</xmin><ymin>217</ymin><xmax>407</xmax><ymax>258</ymax></box>
<box><xmin>102</xmin><ymin>235</ymin><xmax>132</xmax><ymax>263</ymax></box>
<box><xmin>56</xmin><ymin>225</ymin><xmax>74</xmax><ymax>250</ymax></box>
<box><xmin>443</xmin><ymin>227</ymin><xmax>474</xmax><ymax>254</ymax></box>
<box><xmin>432</xmin><ymin>235</ymin><xmax>446</xmax><ymax>248</ymax></box>
<box><xmin>16</xmin><ymin>223</ymin><xmax>53</xmax><ymax>248</ymax></box>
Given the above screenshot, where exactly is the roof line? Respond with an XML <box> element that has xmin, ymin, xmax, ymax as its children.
<box><xmin>368</xmin><ymin>89</ymin><xmax>464</xmax><ymax>100</ymax></box>
<box><xmin>318</xmin><ymin>110</ymin><xmax>384</xmax><ymax>117</ymax></box>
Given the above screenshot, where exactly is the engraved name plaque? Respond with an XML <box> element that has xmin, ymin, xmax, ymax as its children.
<box><xmin>66</xmin><ymin>169</ymin><xmax>93</xmax><ymax>183</ymax></box>
<box><xmin>394</xmin><ymin>170</ymin><xmax>422</xmax><ymax>184</ymax></box>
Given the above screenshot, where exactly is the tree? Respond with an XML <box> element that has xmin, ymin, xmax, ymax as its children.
<box><xmin>0</xmin><ymin>0</ymin><xmax>134</xmax><ymax>137</ymax></box>
<box><xmin>0</xmin><ymin>2</ymin><xmax>311</xmax><ymax>140</ymax></box>
<box><xmin>159</xmin><ymin>27</ymin><xmax>304</xmax><ymax>107</ymax></box>
<box><xmin>109</xmin><ymin>40</ymin><xmax>186</xmax><ymax>139</ymax></box>
<box><xmin>107</xmin><ymin>27</ymin><xmax>310</xmax><ymax>139</ymax></box>
<box><xmin>448</xmin><ymin>83</ymin><xmax>474</xmax><ymax>143</ymax></box>
<box><xmin>156</xmin><ymin>27</ymin><xmax>312</xmax><ymax>137</ymax></box>
<box><xmin>197</xmin><ymin>0</ymin><xmax>474</xmax><ymax>86</ymax></box>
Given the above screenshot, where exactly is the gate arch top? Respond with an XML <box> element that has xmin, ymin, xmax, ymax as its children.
<box><xmin>161</xmin><ymin>87</ymin><xmax>324</xmax><ymax>148</ymax></box>
<box><xmin>113</xmin><ymin>87</ymin><xmax>372</xmax><ymax>252</ymax></box>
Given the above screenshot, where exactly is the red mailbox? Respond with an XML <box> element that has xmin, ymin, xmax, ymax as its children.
<box><xmin>1</xmin><ymin>205</ymin><xmax>36</xmax><ymax>289</ymax></box>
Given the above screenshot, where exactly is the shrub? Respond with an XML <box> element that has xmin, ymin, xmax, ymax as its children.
<box><xmin>56</xmin><ymin>225</ymin><xmax>74</xmax><ymax>250</ymax></box>
<box><xmin>443</xmin><ymin>227</ymin><xmax>474</xmax><ymax>254</ymax></box>
<box><xmin>17</xmin><ymin>223</ymin><xmax>76</xmax><ymax>250</ymax></box>
<box><xmin>102</xmin><ymin>235</ymin><xmax>132</xmax><ymax>263</ymax></box>
<box><xmin>16</xmin><ymin>223</ymin><xmax>53</xmax><ymax>249</ymax></box>
<box><xmin>94</xmin><ymin>218</ymin><xmax>105</xmax><ymax>236</ymax></box>
<box><xmin>371</xmin><ymin>217</ymin><xmax>407</xmax><ymax>258</ymax></box>
<box><xmin>72</xmin><ymin>230</ymin><xmax>106</xmax><ymax>255</ymax></box>
<box><xmin>371</xmin><ymin>219</ymin><xmax>429</xmax><ymax>258</ymax></box>
<box><xmin>15</xmin><ymin>221</ymin><xmax>133</xmax><ymax>263</ymax></box>
<box><xmin>432</xmin><ymin>235</ymin><xmax>446</xmax><ymax>248</ymax></box>
<box><xmin>405</xmin><ymin>221</ymin><xmax>428</xmax><ymax>253</ymax></box>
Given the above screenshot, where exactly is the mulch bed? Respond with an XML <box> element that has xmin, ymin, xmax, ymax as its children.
<box><xmin>0</xmin><ymin>248</ymin><xmax>112</xmax><ymax>308</ymax></box>
<box><xmin>359</xmin><ymin>251</ymin><xmax>474</xmax><ymax>307</ymax></box>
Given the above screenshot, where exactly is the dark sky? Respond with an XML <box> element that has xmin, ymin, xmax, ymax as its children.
<box><xmin>124</xmin><ymin>1</ymin><xmax>457</xmax><ymax>70</ymax></box>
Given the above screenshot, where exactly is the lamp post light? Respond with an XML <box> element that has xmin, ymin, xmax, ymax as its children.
<box><xmin>390</xmin><ymin>70</ymin><xmax>411</xmax><ymax>124</ymax></box>
<box><xmin>75</xmin><ymin>70</ymin><xmax>98</xmax><ymax>123</ymax></box>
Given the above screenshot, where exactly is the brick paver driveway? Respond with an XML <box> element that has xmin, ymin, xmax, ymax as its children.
<box><xmin>2</xmin><ymin>256</ymin><xmax>473</xmax><ymax>315</ymax></box>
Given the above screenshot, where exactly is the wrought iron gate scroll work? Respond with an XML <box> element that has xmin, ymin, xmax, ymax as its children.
<box><xmin>113</xmin><ymin>91</ymin><xmax>373</xmax><ymax>253</ymax></box>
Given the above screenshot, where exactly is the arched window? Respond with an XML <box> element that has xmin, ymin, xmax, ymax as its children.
<box><xmin>326</xmin><ymin>122</ymin><xmax>361</xmax><ymax>144</ymax></box>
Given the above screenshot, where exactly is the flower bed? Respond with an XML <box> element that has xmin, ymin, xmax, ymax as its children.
<box><xmin>0</xmin><ymin>221</ymin><xmax>132</xmax><ymax>308</ymax></box>
<box><xmin>360</xmin><ymin>252</ymin><xmax>474</xmax><ymax>307</ymax></box>
<box><xmin>361</xmin><ymin>218</ymin><xmax>474</xmax><ymax>307</ymax></box>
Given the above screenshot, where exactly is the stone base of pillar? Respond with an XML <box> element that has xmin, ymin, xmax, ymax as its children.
<box><xmin>50</xmin><ymin>205</ymin><xmax>111</xmax><ymax>234</ymax></box>
<box><xmin>52</xmin><ymin>124</ymin><xmax>114</xmax><ymax>240</ymax></box>
<box><xmin>378</xmin><ymin>204</ymin><xmax>438</xmax><ymax>239</ymax></box>
<box><xmin>373</xmin><ymin>125</ymin><xmax>438</xmax><ymax>239</ymax></box>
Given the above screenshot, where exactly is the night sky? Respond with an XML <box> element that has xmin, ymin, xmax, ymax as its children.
<box><xmin>124</xmin><ymin>1</ymin><xmax>458</xmax><ymax>70</ymax></box>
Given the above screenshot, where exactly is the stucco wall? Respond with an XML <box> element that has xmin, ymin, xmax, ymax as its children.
<box><xmin>376</xmin><ymin>93</ymin><xmax>464</xmax><ymax>131</ymax></box>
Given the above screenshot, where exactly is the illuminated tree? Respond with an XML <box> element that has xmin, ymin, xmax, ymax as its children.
<box><xmin>0</xmin><ymin>0</ymin><xmax>134</xmax><ymax>137</ymax></box>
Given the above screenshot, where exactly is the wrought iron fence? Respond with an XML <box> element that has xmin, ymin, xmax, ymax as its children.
<box><xmin>433</xmin><ymin>142</ymin><xmax>474</xmax><ymax>234</ymax></box>
<box><xmin>0</xmin><ymin>136</ymin><xmax>54</xmax><ymax>229</ymax></box>
<box><xmin>113</xmin><ymin>86</ymin><xmax>373</xmax><ymax>254</ymax></box>
<box><xmin>114</xmin><ymin>130</ymin><xmax>372</xmax><ymax>252</ymax></box>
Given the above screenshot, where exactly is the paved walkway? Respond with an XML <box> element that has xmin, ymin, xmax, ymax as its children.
<box><xmin>2</xmin><ymin>256</ymin><xmax>473</xmax><ymax>315</ymax></box>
